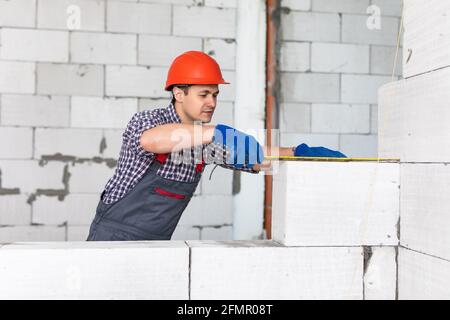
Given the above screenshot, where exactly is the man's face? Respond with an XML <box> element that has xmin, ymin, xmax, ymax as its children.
<box><xmin>179</xmin><ymin>84</ymin><xmax>219</xmax><ymax>123</ymax></box>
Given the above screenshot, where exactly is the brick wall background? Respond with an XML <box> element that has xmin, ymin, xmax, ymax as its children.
<box><xmin>279</xmin><ymin>0</ymin><xmax>403</xmax><ymax>157</ymax></box>
<box><xmin>0</xmin><ymin>0</ymin><xmax>238</xmax><ymax>241</ymax></box>
<box><xmin>0</xmin><ymin>0</ymin><xmax>401</xmax><ymax>242</ymax></box>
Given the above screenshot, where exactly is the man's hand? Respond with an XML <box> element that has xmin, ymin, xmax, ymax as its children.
<box><xmin>213</xmin><ymin>124</ymin><xmax>264</xmax><ymax>169</ymax></box>
<box><xmin>294</xmin><ymin>143</ymin><xmax>347</xmax><ymax>158</ymax></box>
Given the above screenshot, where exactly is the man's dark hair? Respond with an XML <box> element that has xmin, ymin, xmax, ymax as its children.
<box><xmin>171</xmin><ymin>84</ymin><xmax>191</xmax><ymax>104</ymax></box>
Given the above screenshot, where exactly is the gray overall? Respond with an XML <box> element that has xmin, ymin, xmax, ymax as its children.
<box><xmin>86</xmin><ymin>154</ymin><xmax>203</xmax><ymax>241</ymax></box>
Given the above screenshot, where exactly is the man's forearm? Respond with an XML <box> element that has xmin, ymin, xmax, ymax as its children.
<box><xmin>140</xmin><ymin>124</ymin><xmax>215</xmax><ymax>154</ymax></box>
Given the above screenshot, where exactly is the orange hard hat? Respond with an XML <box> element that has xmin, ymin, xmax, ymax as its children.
<box><xmin>165</xmin><ymin>51</ymin><xmax>229</xmax><ymax>91</ymax></box>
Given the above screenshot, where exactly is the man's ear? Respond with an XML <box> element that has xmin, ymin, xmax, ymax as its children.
<box><xmin>172</xmin><ymin>87</ymin><xmax>185</xmax><ymax>103</ymax></box>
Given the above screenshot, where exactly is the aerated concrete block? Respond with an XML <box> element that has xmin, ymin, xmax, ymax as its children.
<box><xmin>37</xmin><ymin>63</ymin><xmax>103</xmax><ymax>96</ymax></box>
<box><xmin>0</xmin><ymin>226</ymin><xmax>66</xmax><ymax>242</ymax></box>
<box><xmin>0</xmin><ymin>160</ymin><xmax>66</xmax><ymax>193</ymax></box>
<box><xmin>363</xmin><ymin>246</ymin><xmax>397</xmax><ymax>300</ymax></box>
<box><xmin>107</xmin><ymin>1</ymin><xmax>171</xmax><ymax>35</ymax></box>
<box><xmin>0</xmin><ymin>94</ymin><xmax>70</xmax><ymax>128</ymax></box>
<box><xmin>0</xmin><ymin>61</ymin><xmax>35</xmax><ymax>94</ymax></box>
<box><xmin>378</xmin><ymin>67</ymin><xmax>450</xmax><ymax>162</ymax></box>
<box><xmin>282</xmin><ymin>12</ymin><xmax>340</xmax><ymax>42</ymax></box>
<box><xmin>401</xmin><ymin>163</ymin><xmax>450</xmax><ymax>261</ymax></box>
<box><xmin>0</xmin><ymin>0</ymin><xmax>36</xmax><ymax>28</ymax></box>
<box><xmin>403</xmin><ymin>0</ymin><xmax>450</xmax><ymax>78</ymax></box>
<box><xmin>189</xmin><ymin>241</ymin><xmax>363</xmax><ymax>300</ymax></box>
<box><xmin>272</xmin><ymin>161</ymin><xmax>399</xmax><ymax>246</ymax></box>
<box><xmin>37</xmin><ymin>0</ymin><xmax>105</xmax><ymax>31</ymax></box>
<box><xmin>0</xmin><ymin>195</ymin><xmax>31</xmax><ymax>226</ymax></box>
<box><xmin>32</xmin><ymin>193</ymin><xmax>100</xmax><ymax>225</ymax></box>
<box><xmin>35</xmin><ymin>128</ymin><xmax>104</xmax><ymax>159</ymax></box>
<box><xmin>71</xmin><ymin>97</ymin><xmax>138</xmax><ymax>129</ymax></box>
<box><xmin>0</xmin><ymin>242</ymin><xmax>189</xmax><ymax>299</ymax></box>
<box><xmin>0</xmin><ymin>28</ymin><xmax>69</xmax><ymax>63</ymax></box>
<box><xmin>173</xmin><ymin>6</ymin><xmax>236</xmax><ymax>38</ymax></box>
<box><xmin>70</xmin><ymin>32</ymin><xmax>136</xmax><ymax>65</ymax></box>
<box><xmin>398</xmin><ymin>248</ymin><xmax>450</xmax><ymax>300</ymax></box>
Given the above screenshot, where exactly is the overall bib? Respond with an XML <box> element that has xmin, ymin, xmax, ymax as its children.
<box><xmin>86</xmin><ymin>154</ymin><xmax>204</xmax><ymax>241</ymax></box>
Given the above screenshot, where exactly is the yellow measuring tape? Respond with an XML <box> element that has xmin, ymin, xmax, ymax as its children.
<box><xmin>264</xmin><ymin>156</ymin><xmax>400</xmax><ymax>162</ymax></box>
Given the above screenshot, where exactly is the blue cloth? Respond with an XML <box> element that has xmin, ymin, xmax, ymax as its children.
<box><xmin>213</xmin><ymin>124</ymin><xmax>264</xmax><ymax>169</ymax></box>
<box><xmin>294</xmin><ymin>143</ymin><xmax>347</xmax><ymax>158</ymax></box>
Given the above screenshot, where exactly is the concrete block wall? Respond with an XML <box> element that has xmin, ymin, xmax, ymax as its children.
<box><xmin>0</xmin><ymin>0</ymin><xmax>238</xmax><ymax>242</ymax></box>
<box><xmin>272</xmin><ymin>161</ymin><xmax>400</xmax><ymax>246</ymax></box>
<box><xmin>279</xmin><ymin>0</ymin><xmax>403</xmax><ymax>157</ymax></box>
<box><xmin>271</xmin><ymin>160</ymin><xmax>399</xmax><ymax>300</ymax></box>
<box><xmin>378</xmin><ymin>0</ymin><xmax>450</xmax><ymax>299</ymax></box>
<box><xmin>0</xmin><ymin>240</ymin><xmax>396</xmax><ymax>299</ymax></box>
<box><xmin>0</xmin><ymin>159</ymin><xmax>401</xmax><ymax>300</ymax></box>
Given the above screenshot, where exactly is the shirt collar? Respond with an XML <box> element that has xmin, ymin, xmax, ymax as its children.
<box><xmin>168</xmin><ymin>102</ymin><xmax>182</xmax><ymax>124</ymax></box>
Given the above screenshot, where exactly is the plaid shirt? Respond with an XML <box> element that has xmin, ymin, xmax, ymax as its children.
<box><xmin>101</xmin><ymin>102</ymin><xmax>258</xmax><ymax>204</ymax></box>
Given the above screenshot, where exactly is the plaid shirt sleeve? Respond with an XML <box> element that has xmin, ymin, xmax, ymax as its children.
<box><xmin>123</xmin><ymin>110</ymin><xmax>164</xmax><ymax>159</ymax></box>
<box><xmin>203</xmin><ymin>142</ymin><xmax>260</xmax><ymax>174</ymax></box>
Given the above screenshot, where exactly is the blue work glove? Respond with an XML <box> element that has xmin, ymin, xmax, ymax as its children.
<box><xmin>294</xmin><ymin>143</ymin><xmax>347</xmax><ymax>158</ymax></box>
<box><xmin>213</xmin><ymin>124</ymin><xmax>264</xmax><ymax>169</ymax></box>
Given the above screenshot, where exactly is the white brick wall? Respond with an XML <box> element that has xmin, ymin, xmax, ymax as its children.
<box><xmin>173</xmin><ymin>6</ymin><xmax>236</xmax><ymax>38</ymax></box>
<box><xmin>280</xmin><ymin>42</ymin><xmax>310</xmax><ymax>72</ymax></box>
<box><xmin>402</xmin><ymin>0</ymin><xmax>450</xmax><ymax>78</ymax></box>
<box><xmin>0</xmin><ymin>241</ymin><xmax>190</xmax><ymax>299</ymax></box>
<box><xmin>34</xmin><ymin>128</ymin><xmax>104</xmax><ymax>159</ymax></box>
<box><xmin>138</xmin><ymin>35</ymin><xmax>202</xmax><ymax>67</ymax></box>
<box><xmin>280</xmin><ymin>103</ymin><xmax>311</xmax><ymax>133</ymax></box>
<box><xmin>0</xmin><ymin>160</ymin><xmax>66</xmax><ymax>193</ymax></box>
<box><xmin>312</xmin><ymin>0</ymin><xmax>370</xmax><ymax>14</ymax></box>
<box><xmin>340</xmin><ymin>134</ymin><xmax>378</xmax><ymax>158</ymax></box>
<box><xmin>102</xmin><ymin>130</ymin><xmax>124</xmax><ymax>159</ymax></box>
<box><xmin>1</xmin><ymin>95</ymin><xmax>70</xmax><ymax>128</ymax></box>
<box><xmin>0</xmin><ymin>195</ymin><xmax>31</xmax><ymax>226</ymax></box>
<box><xmin>371</xmin><ymin>46</ymin><xmax>403</xmax><ymax>76</ymax></box>
<box><xmin>0</xmin><ymin>0</ymin><xmax>244</xmax><ymax>240</ymax></box>
<box><xmin>0</xmin><ymin>28</ymin><xmax>69</xmax><ymax>63</ymax></box>
<box><xmin>342</xmin><ymin>14</ymin><xmax>399</xmax><ymax>46</ymax></box>
<box><xmin>282</xmin><ymin>12</ymin><xmax>340</xmax><ymax>42</ymax></box>
<box><xmin>0</xmin><ymin>61</ymin><xmax>35</xmax><ymax>94</ymax></box>
<box><xmin>71</xmin><ymin>97</ymin><xmax>138</xmax><ymax>129</ymax></box>
<box><xmin>342</xmin><ymin>74</ymin><xmax>392</xmax><ymax>104</ymax></box>
<box><xmin>399</xmin><ymin>248</ymin><xmax>450</xmax><ymax>299</ymax></box>
<box><xmin>378</xmin><ymin>67</ymin><xmax>450</xmax><ymax>162</ymax></box>
<box><xmin>311</xmin><ymin>104</ymin><xmax>370</xmax><ymax>134</ymax></box>
<box><xmin>204</xmin><ymin>38</ymin><xmax>236</xmax><ymax>70</ymax></box>
<box><xmin>280</xmin><ymin>0</ymin><xmax>402</xmax><ymax>157</ymax></box>
<box><xmin>401</xmin><ymin>163</ymin><xmax>450</xmax><ymax>261</ymax></box>
<box><xmin>178</xmin><ymin>195</ymin><xmax>233</xmax><ymax>226</ymax></box>
<box><xmin>311</xmin><ymin>43</ymin><xmax>370</xmax><ymax>74</ymax></box>
<box><xmin>33</xmin><ymin>193</ymin><xmax>99</xmax><ymax>225</ymax></box>
<box><xmin>0</xmin><ymin>0</ymin><xmax>242</xmax><ymax>243</ymax></box>
<box><xmin>37</xmin><ymin>63</ymin><xmax>104</xmax><ymax>96</ymax></box>
<box><xmin>106</xmin><ymin>66</ymin><xmax>168</xmax><ymax>98</ymax></box>
<box><xmin>107</xmin><ymin>2</ymin><xmax>171</xmax><ymax>35</ymax></box>
<box><xmin>189</xmin><ymin>242</ymin><xmax>363</xmax><ymax>299</ymax></box>
<box><xmin>281</xmin><ymin>73</ymin><xmax>340</xmax><ymax>103</ymax></box>
<box><xmin>281</xmin><ymin>0</ymin><xmax>311</xmax><ymax>11</ymax></box>
<box><xmin>0</xmin><ymin>127</ymin><xmax>33</xmax><ymax>159</ymax></box>
<box><xmin>0</xmin><ymin>226</ymin><xmax>66</xmax><ymax>242</ymax></box>
<box><xmin>272</xmin><ymin>161</ymin><xmax>399</xmax><ymax>246</ymax></box>
<box><xmin>68</xmin><ymin>162</ymin><xmax>115</xmax><ymax>193</ymax></box>
<box><xmin>37</xmin><ymin>0</ymin><xmax>105</xmax><ymax>31</ymax></box>
<box><xmin>70</xmin><ymin>32</ymin><xmax>137</xmax><ymax>65</ymax></box>
<box><xmin>0</xmin><ymin>0</ymin><xmax>36</xmax><ymax>28</ymax></box>
<box><xmin>1</xmin><ymin>0</ymin><xmax>403</xmax><ymax>243</ymax></box>
<box><xmin>364</xmin><ymin>246</ymin><xmax>397</xmax><ymax>300</ymax></box>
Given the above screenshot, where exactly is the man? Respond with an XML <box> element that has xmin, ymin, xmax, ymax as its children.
<box><xmin>86</xmin><ymin>51</ymin><xmax>345</xmax><ymax>241</ymax></box>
